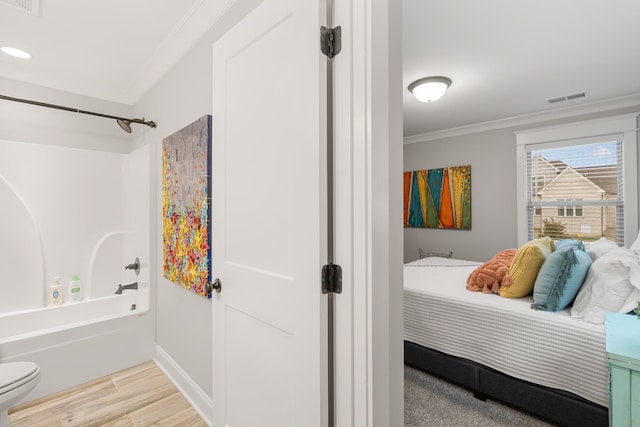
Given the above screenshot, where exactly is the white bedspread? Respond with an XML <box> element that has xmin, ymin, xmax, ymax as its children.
<box><xmin>404</xmin><ymin>256</ymin><xmax>608</xmax><ymax>407</ymax></box>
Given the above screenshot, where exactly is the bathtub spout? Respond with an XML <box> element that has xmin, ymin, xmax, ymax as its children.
<box><xmin>115</xmin><ymin>282</ymin><xmax>138</xmax><ymax>294</ymax></box>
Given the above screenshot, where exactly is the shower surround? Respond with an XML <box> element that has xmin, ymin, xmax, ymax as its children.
<box><xmin>0</xmin><ymin>140</ymin><xmax>153</xmax><ymax>401</ymax></box>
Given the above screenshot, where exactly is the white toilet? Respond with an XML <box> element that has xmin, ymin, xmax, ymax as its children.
<box><xmin>0</xmin><ymin>362</ymin><xmax>41</xmax><ymax>427</ymax></box>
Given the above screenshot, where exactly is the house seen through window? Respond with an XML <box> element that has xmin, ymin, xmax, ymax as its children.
<box><xmin>527</xmin><ymin>141</ymin><xmax>620</xmax><ymax>242</ymax></box>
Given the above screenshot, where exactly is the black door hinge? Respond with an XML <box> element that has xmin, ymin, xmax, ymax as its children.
<box><xmin>322</xmin><ymin>263</ymin><xmax>342</xmax><ymax>294</ymax></box>
<box><xmin>321</xmin><ymin>26</ymin><xmax>342</xmax><ymax>58</ymax></box>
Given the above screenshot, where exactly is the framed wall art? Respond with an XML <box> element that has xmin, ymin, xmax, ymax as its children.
<box><xmin>404</xmin><ymin>165</ymin><xmax>471</xmax><ymax>230</ymax></box>
<box><xmin>162</xmin><ymin>115</ymin><xmax>212</xmax><ymax>298</ymax></box>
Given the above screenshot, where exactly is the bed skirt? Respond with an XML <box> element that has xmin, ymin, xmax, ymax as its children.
<box><xmin>405</xmin><ymin>341</ymin><xmax>608</xmax><ymax>427</ymax></box>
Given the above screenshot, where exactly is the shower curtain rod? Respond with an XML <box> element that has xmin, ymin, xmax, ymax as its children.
<box><xmin>0</xmin><ymin>94</ymin><xmax>157</xmax><ymax>133</ymax></box>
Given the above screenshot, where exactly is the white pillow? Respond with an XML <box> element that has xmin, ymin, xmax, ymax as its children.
<box><xmin>620</xmin><ymin>286</ymin><xmax>640</xmax><ymax>314</ymax></box>
<box><xmin>570</xmin><ymin>248</ymin><xmax>640</xmax><ymax>323</ymax></box>
<box><xmin>587</xmin><ymin>237</ymin><xmax>620</xmax><ymax>261</ymax></box>
<box><xmin>631</xmin><ymin>231</ymin><xmax>640</xmax><ymax>258</ymax></box>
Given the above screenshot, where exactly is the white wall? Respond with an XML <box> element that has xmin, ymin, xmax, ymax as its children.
<box><xmin>0</xmin><ymin>77</ymin><xmax>134</xmax><ymax>153</ymax></box>
<box><xmin>134</xmin><ymin>40</ymin><xmax>214</xmax><ymax>402</ymax></box>
<box><xmin>403</xmin><ymin>127</ymin><xmax>517</xmax><ymax>263</ymax></box>
<box><xmin>403</xmin><ymin>105</ymin><xmax>640</xmax><ymax>263</ymax></box>
<box><xmin>133</xmin><ymin>1</ymin><xmax>262</xmax><ymax>401</ymax></box>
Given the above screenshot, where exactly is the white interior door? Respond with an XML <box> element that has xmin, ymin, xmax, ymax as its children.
<box><xmin>211</xmin><ymin>0</ymin><xmax>327</xmax><ymax>426</ymax></box>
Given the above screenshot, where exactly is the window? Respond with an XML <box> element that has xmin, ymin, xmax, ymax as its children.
<box><xmin>556</xmin><ymin>200</ymin><xmax>584</xmax><ymax>217</ymax></box>
<box><xmin>528</xmin><ymin>141</ymin><xmax>622</xmax><ymax>242</ymax></box>
<box><xmin>516</xmin><ymin>114</ymin><xmax>638</xmax><ymax>246</ymax></box>
<box><xmin>532</xmin><ymin>176</ymin><xmax>545</xmax><ymax>196</ymax></box>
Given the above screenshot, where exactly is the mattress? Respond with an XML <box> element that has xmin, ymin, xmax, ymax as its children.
<box><xmin>404</xmin><ymin>256</ymin><xmax>608</xmax><ymax>407</ymax></box>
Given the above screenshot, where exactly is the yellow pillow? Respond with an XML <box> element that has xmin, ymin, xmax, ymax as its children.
<box><xmin>499</xmin><ymin>236</ymin><xmax>555</xmax><ymax>298</ymax></box>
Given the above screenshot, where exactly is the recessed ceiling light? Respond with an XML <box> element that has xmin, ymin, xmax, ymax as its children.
<box><xmin>1</xmin><ymin>46</ymin><xmax>31</xmax><ymax>59</ymax></box>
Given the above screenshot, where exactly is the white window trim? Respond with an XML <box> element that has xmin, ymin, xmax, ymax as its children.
<box><xmin>515</xmin><ymin>113</ymin><xmax>639</xmax><ymax>246</ymax></box>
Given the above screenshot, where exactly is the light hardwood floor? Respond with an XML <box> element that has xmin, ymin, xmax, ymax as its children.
<box><xmin>8</xmin><ymin>361</ymin><xmax>207</xmax><ymax>427</ymax></box>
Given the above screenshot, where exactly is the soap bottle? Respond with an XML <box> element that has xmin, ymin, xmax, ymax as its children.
<box><xmin>48</xmin><ymin>276</ymin><xmax>64</xmax><ymax>306</ymax></box>
<box><xmin>69</xmin><ymin>275</ymin><xmax>82</xmax><ymax>302</ymax></box>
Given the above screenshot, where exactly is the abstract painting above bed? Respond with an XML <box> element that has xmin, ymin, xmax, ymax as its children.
<box><xmin>403</xmin><ymin>165</ymin><xmax>471</xmax><ymax>229</ymax></box>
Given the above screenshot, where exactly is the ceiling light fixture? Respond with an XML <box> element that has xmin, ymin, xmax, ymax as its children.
<box><xmin>409</xmin><ymin>76</ymin><xmax>452</xmax><ymax>103</ymax></box>
<box><xmin>1</xmin><ymin>46</ymin><xmax>31</xmax><ymax>59</ymax></box>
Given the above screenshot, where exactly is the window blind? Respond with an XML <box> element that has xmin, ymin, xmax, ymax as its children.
<box><xmin>525</xmin><ymin>139</ymin><xmax>624</xmax><ymax>244</ymax></box>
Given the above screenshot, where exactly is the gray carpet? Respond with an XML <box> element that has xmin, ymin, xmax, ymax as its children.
<box><xmin>405</xmin><ymin>365</ymin><xmax>556</xmax><ymax>427</ymax></box>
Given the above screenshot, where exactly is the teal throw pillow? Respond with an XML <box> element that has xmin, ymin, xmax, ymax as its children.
<box><xmin>555</xmin><ymin>239</ymin><xmax>582</xmax><ymax>251</ymax></box>
<box><xmin>532</xmin><ymin>243</ymin><xmax>592</xmax><ymax>311</ymax></box>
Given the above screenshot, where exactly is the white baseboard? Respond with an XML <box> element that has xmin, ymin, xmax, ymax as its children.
<box><xmin>154</xmin><ymin>345</ymin><xmax>212</xmax><ymax>426</ymax></box>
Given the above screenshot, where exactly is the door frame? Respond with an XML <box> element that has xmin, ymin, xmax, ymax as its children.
<box><xmin>333</xmin><ymin>1</ymin><xmax>403</xmax><ymax>426</ymax></box>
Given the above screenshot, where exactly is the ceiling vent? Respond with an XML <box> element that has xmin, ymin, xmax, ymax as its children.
<box><xmin>547</xmin><ymin>92</ymin><xmax>586</xmax><ymax>104</ymax></box>
<box><xmin>0</xmin><ymin>0</ymin><xmax>41</xmax><ymax>16</ymax></box>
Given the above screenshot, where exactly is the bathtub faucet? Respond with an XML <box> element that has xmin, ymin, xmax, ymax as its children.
<box><xmin>115</xmin><ymin>282</ymin><xmax>138</xmax><ymax>294</ymax></box>
<box><xmin>124</xmin><ymin>257</ymin><xmax>140</xmax><ymax>275</ymax></box>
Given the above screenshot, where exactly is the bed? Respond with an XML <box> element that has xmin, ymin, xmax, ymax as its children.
<box><xmin>404</xmin><ymin>256</ymin><xmax>609</xmax><ymax>427</ymax></box>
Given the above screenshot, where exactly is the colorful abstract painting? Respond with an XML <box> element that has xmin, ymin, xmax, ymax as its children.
<box><xmin>404</xmin><ymin>165</ymin><xmax>471</xmax><ymax>229</ymax></box>
<box><xmin>162</xmin><ymin>115</ymin><xmax>212</xmax><ymax>298</ymax></box>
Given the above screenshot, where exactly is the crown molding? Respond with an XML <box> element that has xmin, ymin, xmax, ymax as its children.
<box><xmin>403</xmin><ymin>92</ymin><xmax>640</xmax><ymax>145</ymax></box>
<box><xmin>127</xmin><ymin>0</ymin><xmax>236</xmax><ymax>105</ymax></box>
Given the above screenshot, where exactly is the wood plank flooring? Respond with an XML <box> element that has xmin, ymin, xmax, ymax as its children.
<box><xmin>8</xmin><ymin>361</ymin><xmax>207</xmax><ymax>427</ymax></box>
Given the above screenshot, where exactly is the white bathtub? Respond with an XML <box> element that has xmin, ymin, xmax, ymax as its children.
<box><xmin>0</xmin><ymin>287</ymin><xmax>154</xmax><ymax>402</ymax></box>
<box><xmin>0</xmin><ymin>142</ymin><xmax>154</xmax><ymax>403</ymax></box>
